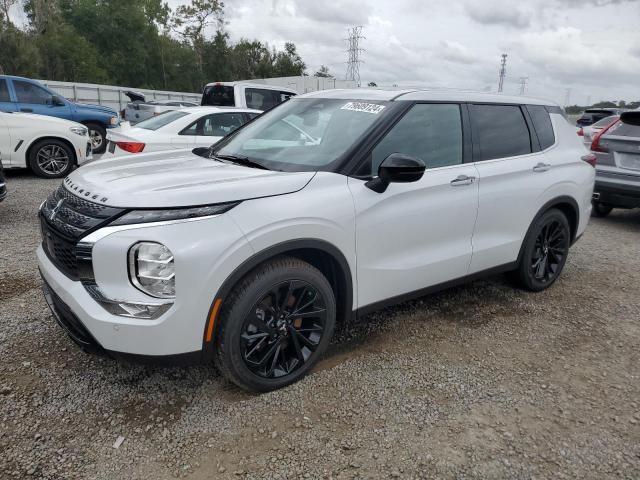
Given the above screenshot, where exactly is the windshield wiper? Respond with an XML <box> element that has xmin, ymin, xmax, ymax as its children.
<box><xmin>213</xmin><ymin>153</ymin><xmax>270</xmax><ymax>170</ymax></box>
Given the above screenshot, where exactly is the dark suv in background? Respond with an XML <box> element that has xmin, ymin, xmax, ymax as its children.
<box><xmin>577</xmin><ymin>108</ymin><xmax>626</xmax><ymax>127</ymax></box>
<box><xmin>591</xmin><ymin>111</ymin><xmax>640</xmax><ymax>216</ymax></box>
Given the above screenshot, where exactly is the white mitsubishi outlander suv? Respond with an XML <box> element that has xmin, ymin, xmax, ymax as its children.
<box><xmin>37</xmin><ymin>89</ymin><xmax>595</xmax><ymax>392</ymax></box>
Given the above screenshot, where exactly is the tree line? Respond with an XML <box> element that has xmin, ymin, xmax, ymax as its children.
<box><xmin>0</xmin><ymin>0</ymin><xmax>312</xmax><ymax>93</ymax></box>
<box><xmin>566</xmin><ymin>100</ymin><xmax>640</xmax><ymax>115</ymax></box>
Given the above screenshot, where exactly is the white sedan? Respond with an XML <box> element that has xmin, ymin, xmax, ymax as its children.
<box><xmin>103</xmin><ymin>106</ymin><xmax>262</xmax><ymax>157</ymax></box>
<box><xmin>0</xmin><ymin>111</ymin><xmax>92</xmax><ymax>178</ymax></box>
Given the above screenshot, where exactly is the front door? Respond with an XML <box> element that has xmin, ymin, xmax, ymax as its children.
<box><xmin>12</xmin><ymin>79</ymin><xmax>71</xmax><ymax>119</ymax></box>
<box><xmin>348</xmin><ymin>103</ymin><xmax>479</xmax><ymax>309</ymax></box>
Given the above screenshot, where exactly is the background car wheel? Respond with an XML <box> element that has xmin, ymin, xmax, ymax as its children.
<box><xmin>86</xmin><ymin>123</ymin><xmax>107</xmax><ymax>154</ymax></box>
<box><xmin>28</xmin><ymin>139</ymin><xmax>75</xmax><ymax>178</ymax></box>
<box><xmin>511</xmin><ymin>208</ymin><xmax>571</xmax><ymax>292</ymax></box>
<box><xmin>214</xmin><ymin>256</ymin><xmax>336</xmax><ymax>392</ymax></box>
<box><xmin>591</xmin><ymin>201</ymin><xmax>613</xmax><ymax>217</ymax></box>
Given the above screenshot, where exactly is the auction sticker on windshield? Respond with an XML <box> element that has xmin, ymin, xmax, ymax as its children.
<box><xmin>340</xmin><ymin>102</ymin><xmax>386</xmax><ymax>114</ymax></box>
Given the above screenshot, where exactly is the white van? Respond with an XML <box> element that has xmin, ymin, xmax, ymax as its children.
<box><xmin>201</xmin><ymin>82</ymin><xmax>297</xmax><ymax>111</ymax></box>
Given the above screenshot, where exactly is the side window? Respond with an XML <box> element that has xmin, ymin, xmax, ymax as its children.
<box><xmin>13</xmin><ymin>80</ymin><xmax>53</xmax><ymax>105</ymax></box>
<box><xmin>182</xmin><ymin>113</ymin><xmax>246</xmax><ymax>137</ymax></box>
<box><xmin>245</xmin><ymin>88</ymin><xmax>280</xmax><ymax>110</ymax></box>
<box><xmin>362</xmin><ymin>103</ymin><xmax>463</xmax><ymax>176</ymax></box>
<box><xmin>469</xmin><ymin>104</ymin><xmax>532</xmax><ymax>161</ymax></box>
<box><xmin>527</xmin><ymin>105</ymin><xmax>555</xmax><ymax>150</ymax></box>
<box><xmin>0</xmin><ymin>80</ymin><xmax>10</xmax><ymax>102</ymax></box>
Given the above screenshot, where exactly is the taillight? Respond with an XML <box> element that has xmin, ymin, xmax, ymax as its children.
<box><xmin>590</xmin><ymin>118</ymin><xmax>620</xmax><ymax>153</ymax></box>
<box><xmin>116</xmin><ymin>142</ymin><xmax>145</xmax><ymax>153</ymax></box>
<box><xmin>577</xmin><ymin>127</ymin><xmax>584</xmax><ymax>136</ymax></box>
<box><xmin>581</xmin><ymin>153</ymin><xmax>597</xmax><ymax>168</ymax></box>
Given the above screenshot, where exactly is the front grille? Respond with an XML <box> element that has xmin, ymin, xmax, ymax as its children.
<box><xmin>40</xmin><ymin>185</ymin><xmax>125</xmax><ymax>280</ymax></box>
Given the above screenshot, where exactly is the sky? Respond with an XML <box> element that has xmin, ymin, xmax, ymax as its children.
<box><xmin>164</xmin><ymin>0</ymin><xmax>640</xmax><ymax>105</ymax></box>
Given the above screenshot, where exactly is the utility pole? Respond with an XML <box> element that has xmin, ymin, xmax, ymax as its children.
<box><xmin>586</xmin><ymin>95</ymin><xmax>592</xmax><ymax>107</ymax></box>
<box><xmin>518</xmin><ymin>76</ymin><xmax>529</xmax><ymax>95</ymax></box>
<box><xmin>497</xmin><ymin>54</ymin><xmax>507</xmax><ymax>93</ymax></box>
<box><xmin>345</xmin><ymin>26</ymin><xmax>365</xmax><ymax>87</ymax></box>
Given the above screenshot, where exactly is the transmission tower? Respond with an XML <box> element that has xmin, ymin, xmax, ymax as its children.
<box><xmin>518</xmin><ymin>76</ymin><xmax>529</xmax><ymax>95</ymax></box>
<box><xmin>497</xmin><ymin>54</ymin><xmax>507</xmax><ymax>93</ymax></box>
<box><xmin>564</xmin><ymin>88</ymin><xmax>572</xmax><ymax>107</ymax></box>
<box><xmin>345</xmin><ymin>26</ymin><xmax>365</xmax><ymax>86</ymax></box>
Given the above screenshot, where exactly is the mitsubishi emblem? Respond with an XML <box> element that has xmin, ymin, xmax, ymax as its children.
<box><xmin>49</xmin><ymin>199</ymin><xmax>65</xmax><ymax>221</ymax></box>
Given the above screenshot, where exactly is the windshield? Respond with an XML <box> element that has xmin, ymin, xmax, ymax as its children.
<box><xmin>135</xmin><ymin>110</ymin><xmax>189</xmax><ymax>130</ymax></box>
<box><xmin>214</xmin><ymin>98</ymin><xmax>390</xmax><ymax>171</ymax></box>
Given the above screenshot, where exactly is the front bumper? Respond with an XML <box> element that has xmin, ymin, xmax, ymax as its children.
<box><xmin>594</xmin><ymin>175</ymin><xmax>640</xmax><ymax>209</ymax></box>
<box><xmin>37</xmin><ymin>212</ymin><xmax>253</xmax><ymax>360</ymax></box>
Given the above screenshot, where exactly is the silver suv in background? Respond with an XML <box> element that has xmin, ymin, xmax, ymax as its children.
<box><xmin>121</xmin><ymin>91</ymin><xmax>198</xmax><ymax>124</ymax></box>
<box><xmin>591</xmin><ymin>111</ymin><xmax>640</xmax><ymax>216</ymax></box>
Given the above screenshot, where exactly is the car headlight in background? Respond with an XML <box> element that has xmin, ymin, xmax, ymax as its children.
<box><xmin>129</xmin><ymin>242</ymin><xmax>175</xmax><ymax>298</ymax></box>
<box><xmin>110</xmin><ymin>116</ymin><xmax>119</xmax><ymax>125</ymax></box>
<box><xmin>110</xmin><ymin>202</ymin><xmax>239</xmax><ymax>226</ymax></box>
<box><xmin>70</xmin><ymin>126</ymin><xmax>88</xmax><ymax>136</ymax></box>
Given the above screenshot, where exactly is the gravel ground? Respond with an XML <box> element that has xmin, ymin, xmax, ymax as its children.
<box><xmin>1</xmin><ymin>170</ymin><xmax>639</xmax><ymax>480</ymax></box>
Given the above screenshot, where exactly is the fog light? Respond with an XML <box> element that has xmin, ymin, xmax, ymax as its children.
<box><xmin>129</xmin><ymin>242</ymin><xmax>175</xmax><ymax>298</ymax></box>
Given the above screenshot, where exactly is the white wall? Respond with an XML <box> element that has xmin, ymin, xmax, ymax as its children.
<box><xmin>237</xmin><ymin>76</ymin><xmax>358</xmax><ymax>94</ymax></box>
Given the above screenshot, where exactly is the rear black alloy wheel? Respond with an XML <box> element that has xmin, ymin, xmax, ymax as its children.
<box><xmin>530</xmin><ymin>219</ymin><xmax>568</xmax><ymax>284</ymax></box>
<box><xmin>241</xmin><ymin>280</ymin><xmax>327</xmax><ymax>379</ymax></box>
<box><xmin>215</xmin><ymin>256</ymin><xmax>336</xmax><ymax>392</ymax></box>
<box><xmin>512</xmin><ymin>208</ymin><xmax>570</xmax><ymax>292</ymax></box>
<box><xmin>28</xmin><ymin>139</ymin><xmax>75</xmax><ymax>178</ymax></box>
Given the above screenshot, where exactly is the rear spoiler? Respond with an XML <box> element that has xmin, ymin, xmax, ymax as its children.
<box><xmin>620</xmin><ymin>111</ymin><xmax>640</xmax><ymax>126</ymax></box>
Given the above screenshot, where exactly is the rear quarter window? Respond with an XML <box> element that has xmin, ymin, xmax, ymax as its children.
<box><xmin>527</xmin><ymin>105</ymin><xmax>556</xmax><ymax>150</ymax></box>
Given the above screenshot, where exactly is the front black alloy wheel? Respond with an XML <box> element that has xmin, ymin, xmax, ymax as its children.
<box><xmin>241</xmin><ymin>280</ymin><xmax>328</xmax><ymax>379</ymax></box>
<box><xmin>214</xmin><ymin>256</ymin><xmax>336</xmax><ymax>392</ymax></box>
<box><xmin>512</xmin><ymin>208</ymin><xmax>571</xmax><ymax>292</ymax></box>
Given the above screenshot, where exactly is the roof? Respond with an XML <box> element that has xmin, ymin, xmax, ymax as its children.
<box><xmin>175</xmin><ymin>106</ymin><xmax>263</xmax><ymax>115</ymax></box>
<box><xmin>299</xmin><ymin>88</ymin><xmax>559</xmax><ymax>107</ymax></box>
<box><xmin>204</xmin><ymin>81</ymin><xmax>297</xmax><ymax>93</ymax></box>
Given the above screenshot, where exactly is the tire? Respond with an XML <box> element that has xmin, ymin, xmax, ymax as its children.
<box><xmin>591</xmin><ymin>201</ymin><xmax>613</xmax><ymax>218</ymax></box>
<box><xmin>28</xmin><ymin>139</ymin><xmax>75</xmax><ymax>178</ymax></box>
<box><xmin>86</xmin><ymin>123</ymin><xmax>107</xmax><ymax>154</ymax></box>
<box><xmin>214</xmin><ymin>256</ymin><xmax>336</xmax><ymax>392</ymax></box>
<box><xmin>511</xmin><ymin>209</ymin><xmax>571</xmax><ymax>292</ymax></box>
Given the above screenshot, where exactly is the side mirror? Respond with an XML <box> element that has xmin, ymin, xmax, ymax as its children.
<box><xmin>51</xmin><ymin>96</ymin><xmax>66</xmax><ymax>107</ymax></box>
<box><xmin>365</xmin><ymin>153</ymin><xmax>426</xmax><ymax>193</ymax></box>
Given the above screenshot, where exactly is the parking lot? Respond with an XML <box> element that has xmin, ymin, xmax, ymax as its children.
<box><xmin>1</xmin><ymin>170</ymin><xmax>639</xmax><ymax>479</ymax></box>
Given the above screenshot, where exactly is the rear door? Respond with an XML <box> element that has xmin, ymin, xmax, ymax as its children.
<box><xmin>0</xmin><ymin>79</ymin><xmax>16</xmax><ymax>113</ymax></box>
<box><xmin>468</xmin><ymin>103</ymin><xmax>554</xmax><ymax>273</ymax></box>
<box><xmin>12</xmin><ymin>79</ymin><xmax>71</xmax><ymax>119</ymax></box>
<box><xmin>0</xmin><ymin>113</ymin><xmax>12</xmax><ymax>165</ymax></box>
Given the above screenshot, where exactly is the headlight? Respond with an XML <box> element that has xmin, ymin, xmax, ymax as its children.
<box><xmin>110</xmin><ymin>116</ymin><xmax>119</xmax><ymax>125</ymax></box>
<box><xmin>129</xmin><ymin>242</ymin><xmax>175</xmax><ymax>298</ymax></box>
<box><xmin>110</xmin><ymin>202</ymin><xmax>239</xmax><ymax>226</ymax></box>
<box><xmin>70</xmin><ymin>126</ymin><xmax>88</xmax><ymax>136</ymax></box>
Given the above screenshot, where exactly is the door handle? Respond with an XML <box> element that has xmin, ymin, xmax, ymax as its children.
<box><xmin>450</xmin><ymin>174</ymin><xmax>476</xmax><ymax>186</ymax></box>
<box><xmin>533</xmin><ymin>162</ymin><xmax>551</xmax><ymax>172</ymax></box>
<box><xmin>20</xmin><ymin>108</ymin><xmax>33</xmax><ymax>113</ymax></box>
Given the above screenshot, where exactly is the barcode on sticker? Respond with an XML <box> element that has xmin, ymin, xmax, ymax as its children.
<box><xmin>340</xmin><ymin>102</ymin><xmax>386</xmax><ymax>114</ymax></box>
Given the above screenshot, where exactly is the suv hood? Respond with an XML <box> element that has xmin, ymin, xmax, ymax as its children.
<box><xmin>64</xmin><ymin>149</ymin><xmax>315</xmax><ymax>208</ymax></box>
